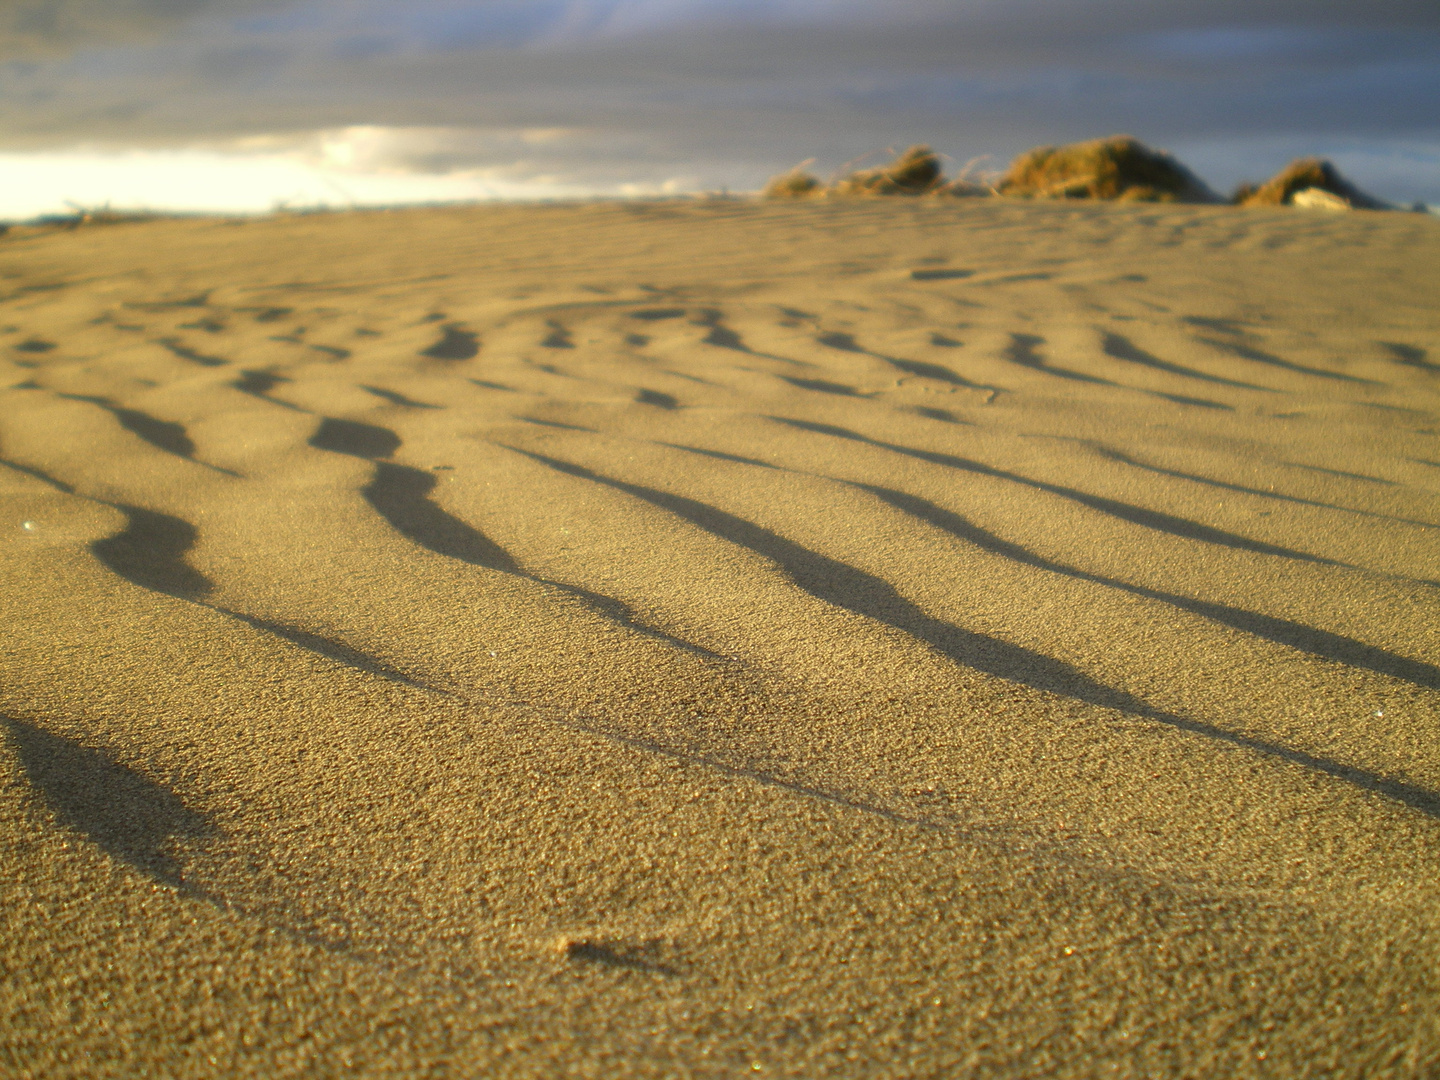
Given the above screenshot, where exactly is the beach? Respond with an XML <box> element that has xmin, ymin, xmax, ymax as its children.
<box><xmin>1</xmin><ymin>196</ymin><xmax>1438</xmax><ymax>1077</ymax></box>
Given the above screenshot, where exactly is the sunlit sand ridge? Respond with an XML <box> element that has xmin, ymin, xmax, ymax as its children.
<box><xmin>1</xmin><ymin>198</ymin><xmax>1438</xmax><ymax>1077</ymax></box>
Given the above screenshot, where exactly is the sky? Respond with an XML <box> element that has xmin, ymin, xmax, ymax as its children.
<box><xmin>0</xmin><ymin>0</ymin><xmax>1437</xmax><ymax>216</ymax></box>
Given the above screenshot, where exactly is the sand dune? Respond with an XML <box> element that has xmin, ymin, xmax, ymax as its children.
<box><xmin>1</xmin><ymin>198</ymin><xmax>1438</xmax><ymax>1077</ymax></box>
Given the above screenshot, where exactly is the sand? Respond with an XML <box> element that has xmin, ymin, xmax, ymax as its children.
<box><xmin>0</xmin><ymin>196</ymin><xmax>1437</xmax><ymax>1077</ymax></box>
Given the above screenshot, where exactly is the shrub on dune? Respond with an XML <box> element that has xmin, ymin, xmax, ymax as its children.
<box><xmin>765</xmin><ymin>145</ymin><xmax>972</xmax><ymax>200</ymax></box>
<box><xmin>829</xmin><ymin>145</ymin><xmax>945</xmax><ymax>197</ymax></box>
<box><xmin>758</xmin><ymin>137</ymin><xmax>1405</xmax><ymax>210</ymax></box>
<box><xmin>763</xmin><ymin>166</ymin><xmax>823</xmax><ymax>199</ymax></box>
<box><xmin>1233</xmin><ymin>158</ymin><xmax>1390</xmax><ymax>210</ymax></box>
<box><xmin>997</xmin><ymin>135</ymin><xmax>1220</xmax><ymax>203</ymax></box>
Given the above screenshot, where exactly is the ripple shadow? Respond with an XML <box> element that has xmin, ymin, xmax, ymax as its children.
<box><xmin>218</xmin><ymin>611</ymin><xmax>430</xmax><ymax>688</ymax></box>
<box><xmin>1101</xmin><ymin>332</ymin><xmax>1268</xmax><ymax>391</ymax></box>
<box><xmin>1005</xmin><ymin>333</ymin><xmax>1111</xmax><ymax>385</ymax></box>
<box><xmin>1097</xmin><ymin>447</ymin><xmax>1436</xmax><ymax>530</ymax></box>
<box><xmin>232</xmin><ymin>370</ymin><xmax>307</xmax><ymax>411</ymax></box>
<box><xmin>308</xmin><ymin>417</ymin><xmax>402</xmax><ymax>459</ymax></box>
<box><xmin>421</xmin><ymin>325</ymin><xmax>479</xmax><ymax>361</ymax></box>
<box><xmin>817</xmin><ymin>330</ymin><xmax>1002</xmax><ymax>394</ymax></box>
<box><xmin>361</xmin><ymin>385</ymin><xmax>442</xmax><ymax>409</ymax></box>
<box><xmin>308</xmin><ymin>418</ymin><xmax>715</xmax><ymax>657</ymax></box>
<box><xmin>851</xmin><ymin>481</ymin><xmax>1440</xmax><ymax>693</ymax></box>
<box><xmin>508</xmin><ymin>450</ymin><xmax>1440</xmax><ymax>820</ymax></box>
<box><xmin>88</xmin><ymin>499</ymin><xmax>430</xmax><ymax>686</ymax></box>
<box><xmin>158</xmin><ymin>338</ymin><xmax>228</xmax><ymax>368</ymax></box>
<box><xmin>61</xmin><ymin>394</ymin><xmax>240</xmax><ymax>476</ymax></box>
<box><xmin>1</xmin><ymin>457</ymin><xmax>76</xmax><ymax>493</ymax></box>
<box><xmin>507</xmin><ymin>448</ymin><xmax>1179</xmax><ymax>717</ymax></box>
<box><xmin>365</xmin><ymin>463</ymin><xmax>522</xmax><ymax>571</ymax></box>
<box><xmin>1197</xmin><ymin>337</ymin><xmax>1376</xmax><ymax>385</ymax></box>
<box><xmin>3</xmin><ymin>716</ymin><xmax>215</xmax><ymax>887</ymax></box>
<box><xmin>92</xmin><ymin>505</ymin><xmax>215</xmax><ymax>600</ymax></box>
<box><xmin>691</xmin><ymin>309</ymin><xmax>809</xmax><ymax>366</ymax></box>
<box><xmin>1379</xmin><ymin>341</ymin><xmax>1438</xmax><ymax>373</ymax></box>
<box><xmin>769</xmin><ymin>417</ymin><xmax>1343</xmax><ymax>566</ymax></box>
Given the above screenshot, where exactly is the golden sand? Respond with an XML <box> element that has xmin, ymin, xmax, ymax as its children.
<box><xmin>1</xmin><ymin>198</ymin><xmax>1438</xmax><ymax>1077</ymax></box>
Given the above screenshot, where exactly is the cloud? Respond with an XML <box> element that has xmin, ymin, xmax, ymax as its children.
<box><xmin>0</xmin><ymin>0</ymin><xmax>286</xmax><ymax>58</ymax></box>
<box><xmin>12</xmin><ymin>1</ymin><xmax>1438</xmax><ymax>60</ymax></box>
<box><xmin>0</xmin><ymin>0</ymin><xmax>1436</xmax><ymax>202</ymax></box>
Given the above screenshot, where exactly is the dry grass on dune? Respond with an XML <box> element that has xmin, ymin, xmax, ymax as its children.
<box><xmin>828</xmin><ymin>145</ymin><xmax>946</xmax><ymax>196</ymax></box>
<box><xmin>767</xmin><ymin>136</ymin><xmax>1416</xmax><ymax>213</ymax></box>
<box><xmin>766</xmin><ymin>137</ymin><xmax>1217</xmax><ymax>204</ymax></box>
<box><xmin>761</xmin><ymin>166</ymin><xmax>823</xmax><ymax>200</ymax></box>
<box><xmin>765</xmin><ymin>145</ymin><xmax>993</xmax><ymax>201</ymax></box>
<box><xmin>1236</xmin><ymin>157</ymin><xmax>1392</xmax><ymax>210</ymax></box>
<box><xmin>995</xmin><ymin>135</ymin><xmax>1219</xmax><ymax>203</ymax></box>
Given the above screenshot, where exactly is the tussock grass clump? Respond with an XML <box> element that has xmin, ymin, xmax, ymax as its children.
<box><xmin>763</xmin><ymin>167</ymin><xmax>823</xmax><ymax>199</ymax></box>
<box><xmin>763</xmin><ymin>146</ymin><xmax>996</xmax><ymax>200</ymax></box>
<box><xmin>761</xmin><ymin>137</ymin><xmax>1405</xmax><ymax>210</ymax></box>
<box><xmin>830</xmin><ymin>145</ymin><xmax>944</xmax><ymax>197</ymax></box>
<box><xmin>1234</xmin><ymin>158</ymin><xmax>1389</xmax><ymax>210</ymax></box>
<box><xmin>997</xmin><ymin>135</ymin><xmax>1218</xmax><ymax>203</ymax></box>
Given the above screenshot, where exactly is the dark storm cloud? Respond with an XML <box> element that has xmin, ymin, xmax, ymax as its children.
<box><xmin>0</xmin><ymin>0</ymin><xmax>284</xmax><ymax>57</ymax></box>
<box><xmin>8</xmin><ymin>0</ymin><xmax>1437</xmax><ymax>61</ymax></box>
<box><xmin>0</xmin><ymin>0</ymin><xmax>1436</xmax><ymax>198</ymax></box>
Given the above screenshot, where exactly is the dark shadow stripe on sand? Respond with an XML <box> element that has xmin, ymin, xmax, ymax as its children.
<box><xmin>309</xmin><ymin>417</ymin><xmax>717</xmax><ymax>658</ymax></box>
<box><xmin>92</xmin><ymin>504</ymin><xmax>214</xmax><ymax>600</ymax></box>
<box><xmin>661</xmin><ymin>444</ymin><xmax>781</xmax><ymax>470</ymax></box>
<box><xmin>851</xmin><ymin>481</ymin><xmax>1440</xmax><ymax>693</ymax></box>
<box><xmin>2</xmin><ymin>715</ymin><xmax>215</xmax><ymax>889</ymax></box>
<box><xmin>361</xmin><ymin>385</ymin><xmax>442</xmax><ymax>409</ymax></box>
<box><xmin>690</xmin><ymin>308</ymin><xmax>810</xmax><ymax>367</ymax></box>
<box><xmin>84</xmin><ymin>499</ymin><xmax>434</xmax><ymax>688</ymax></box>
<box><xmin>1</xmin><ymin>457</ymin><xmax>76</xmax><ymax>493</ymax></box>
<box><xmin>60</xmin><ymin>394</ymin><xmax>241</xmax><ymax>476</ymax></box>
<box><xmin>363</xmin><ymin>461</ymin><xmax>718</xmax><ymax>656</ymax></box>
<box><xmin>364</xmin><ymin>463</ymin><xmax>521</xmax><ymax>571</ymax></box>
<box><xmin>216</xmin><ymin>610</ymin><xmax>431</xmax><ymax>688</ymax></box>
<box><xmin>769</xmin><ymin>417</ymin><xmax>1344</xmax><ymax>566</ymax></box>
<box><xmin>509</xmin><ymin>448</ymin><xmax>1440</xmax><ymax>821</ymax></box>
<box><xmin>2</xmin><ymin>712</ymin><xmax>366</xmax><ymax>953</ymax></box>
<box><xmin>420</xmin><ymin>325</ymin><xmax>479</xmax><ymax>360</ymax></box>
<box><xmin>1096</xmin><ymin>447</ymin><xmax>1436</xmax><ymax>530</ymax></box>
<box><xmin>1100</xmin><ymin>332</ymin><xmax>1270</xmax><ymax>391</ymax></box>
<box><xmin>1005</xmin><ymin>333</ymin><xmax>1113</xmax><ymax>385</ymax></box>
<box><xmin>232</xmin><ymin>370</ymin><xmax>308</xmax><ymax>411</ymax></box>
<box><xmin>158</xmin><ymin>338</ymin><xmax>228</xmax><ymax>367</ymax></box>
<box><xmin>507</xmin><ymin>447</ymin><xmax>1181</xmax><ymax>717</ymax></box>
<box><xmin>1196</xmin><ymin>337</ymin><xmax>1377</xmax><ymax>384</ymax></box>
<box><xmin>817</xmin><ymin>329</ymin><xmax>1003</xmax><ymax>394</ymax></box>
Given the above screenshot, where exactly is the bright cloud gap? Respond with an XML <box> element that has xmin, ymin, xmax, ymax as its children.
<box><xmin>0</xmin><ymin>126</ymin><xmax>707</xmax><ymax>221</ymax></box>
